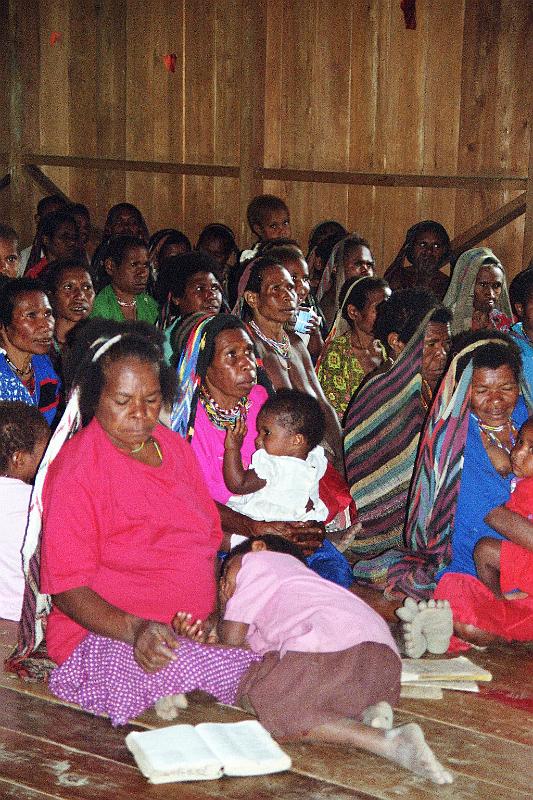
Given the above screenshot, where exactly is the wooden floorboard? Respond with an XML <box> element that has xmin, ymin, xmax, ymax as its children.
<box><xmin>0</xmin><ymin>620</ymin><xmax>532</xmax><ymax>799</ymax></box>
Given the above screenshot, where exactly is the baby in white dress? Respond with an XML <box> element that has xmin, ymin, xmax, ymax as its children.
<box><xmin>224</xmin><ymin>389</ymin><xmax>328</xmax><ymax>522</ymax></box>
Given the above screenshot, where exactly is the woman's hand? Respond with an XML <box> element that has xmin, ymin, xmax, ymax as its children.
<box><xmin>133</xmin><ymin>620</ymin><xmax>179</xmax><ymax>673</ymax></box>
<box><xmin>249</xmin><ymin>518</ymin><xmax>325</xmax><ymax>555</ymax></box>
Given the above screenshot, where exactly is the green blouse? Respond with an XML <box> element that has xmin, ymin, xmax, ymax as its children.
<box><xmin>91</xmin><ymin>284</ymin><xmax>159</xmax><ymax>325</ymax></box>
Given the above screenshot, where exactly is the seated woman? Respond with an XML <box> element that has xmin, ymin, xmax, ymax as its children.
<box><xmin>170</xmin><ymin>313</ymin><xmax>352</xmax><ymax>583</ymax></box>
<box><xmin>0</xmin><ymin>278</ymin><xmax>60</xmax><ymax>425</ymax></box>
<box><xmin>317</xmin><ymin>276</ymin><xmax>390</xmax><ymax>419</ymax></box>
<box><xmin>384</xmin><ymin>220</ymin><xmax>451</xmax><ymax>301</ymax></box>
<box><xmin>102</xmin><ymin>202</ymin><xmax>149</xmax><ymax>241</ymax></box>
<box><xmin>258</xmin><ymin>241</ymin><xmax>325</xmax><ymax>362</ymax></box>
<box><xmin>444</xmin><ymin>247</ymin><xmax>512</xmax><ymax>335</ymax></box>
<box><xmin>0</xmin><ymin>402</ymin><xmax>49</xmax><ymax>621</ymax></box>
<box><xmin>343</xmin><ymin>291</ymin><xmax>452</xmax><ymax>572</ymax></box>
<box><xmin>8</xmin><ymin>321</ymin><xmax>252</xmax><ymax>716</ymax></box>
<box><xmin>25</xmin><ymin>211</ymin><xmax>82</xmax><ymax>280</ymax></box>
<box><xmin>157</xmin><ymin>251</ymin><xmax>224</xmax><ymax>358</ymax></box>
<box><xmin>91</xmin><ymin>235</ymin><xmax>159</xmax><ymax>324</ymax></box>
<box><xmin>41</xmin><ymin>257</ymin><xmax>95</xmax><ymax>377</ymax></box>
<box><xmin>422</xmin><ymin>336</ymin><xmax>533</xmax><ymax>648</ymax></box>
<box><xmin>316</xmin><ymin>233</ymin><xmax>376</xmax><ymax>328</ymax></box>
<box><xmin>241</xmin><ymin>256</ymin><xmax>344</xmax><ymax>473</ymax></box>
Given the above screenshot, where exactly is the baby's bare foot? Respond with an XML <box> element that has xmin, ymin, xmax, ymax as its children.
<box><xmin>154</xmin><ymin>693</ymin><xmax>188</xmax><ymax>720</ymax></box>
<box><xmin>361</xmin><ymin>701</ymin><xmax>393</xmax><ymax>729</ymax></box>
<box><xmin>396</xmin><ymin>598</ymin><xmax>453</xmax><ymax>658</ymax></box>
<box><xmin>383</xmin><ymin>723</ymin><xmax>453</xmax><ymax>784</ymax></box>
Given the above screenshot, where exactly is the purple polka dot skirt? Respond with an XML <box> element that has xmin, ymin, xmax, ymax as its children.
<box><xmin>48</xmin><ymin>633</ymin><xmax>262</xmax><ymax>726</ymax></box>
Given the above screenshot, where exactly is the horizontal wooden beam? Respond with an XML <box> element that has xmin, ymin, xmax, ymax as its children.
<box><xmin>23</xmin><ymin>154</ymin><xmax>240</xmax><ymax>179</ymax></box>
<box><xmin>255</xmin><ymin>166</ymin><xmax>527</xmax><ymax>191</ymax></box>
<box><xmin>450</xmin><ymin>192</ymin><xmax>526</xmax><ymax>255</ymax></box>
<box><xmin>0</xmin><ymin>173</ymin><xmax>11</xmax><ymax>193</ymax></box>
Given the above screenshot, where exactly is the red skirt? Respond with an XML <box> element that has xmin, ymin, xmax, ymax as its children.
<box><xmin>435</xmin><ymin>571</ymin><xmax>533</xmax><ymax>642</ymax></box>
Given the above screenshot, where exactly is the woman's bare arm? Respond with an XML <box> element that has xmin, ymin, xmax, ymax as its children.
<box><xmin>53</xmin><ymin>586</ymin><xmax>178</xmax><ymax>673</ymax></box>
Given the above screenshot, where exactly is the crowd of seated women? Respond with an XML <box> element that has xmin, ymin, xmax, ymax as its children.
<box><xmin>0</xmin><ymin>192</ymin><xmax>532</xmax><ymax>771</ymax></box>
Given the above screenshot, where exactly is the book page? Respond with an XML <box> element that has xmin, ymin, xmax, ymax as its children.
<box><xmin>401</xmin><ymin>656</ymin><xmax>492</xmax><ymax>683</ymax></box>
<box><xmin>126</xmin><ymin>725</ymin><xmax>223</xmax><ymax>783</ymax></box>
<box><xmin>196</xmin><ymin>720</ymin><xmax>292</xmax><ymax>776</ymax></box>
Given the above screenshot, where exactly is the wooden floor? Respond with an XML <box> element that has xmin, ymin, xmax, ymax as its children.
<box><xmin>0</xmin><ymin>620</ymin><xmax>531</xmax><ymax>800</ymax></box>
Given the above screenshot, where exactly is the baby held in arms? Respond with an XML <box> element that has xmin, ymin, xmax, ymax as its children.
<box><xmin>223</xmin><ymin>389</ymin><xmax>329</xmax><ymax>524</ymax></box>
<box><xmin>476</xmin><ymin>416</ymin><xmax>533</xmax><ymax>600</ymax></box>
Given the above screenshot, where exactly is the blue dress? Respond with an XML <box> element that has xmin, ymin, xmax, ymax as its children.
<box><xmin>0</xmin><ymin>353</ymin><xmax>60</xmax><ymax>426</ymax></box>
<box><xmin>438</xmin><ymin>397</ymin><xmax>528</xmax><ymax>579</ymax></box>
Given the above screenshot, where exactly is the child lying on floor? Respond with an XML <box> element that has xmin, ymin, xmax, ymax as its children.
<box><xmin>477</xmin><ymin>416</ymin><xmax>533</xmax><ymax>599</ymax></box>
<box><xmin>173</xmin><ymin>535</ymin><xmax>453</xmax><ymax>785</ymax></box>
<box><xmin>49</xmin><ymin>534</ymin><xmax>452</xmax><ymax>784</ymax></box>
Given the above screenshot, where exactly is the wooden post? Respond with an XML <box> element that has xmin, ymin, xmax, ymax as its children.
<box><xmin>7</xmin><ymin>0</ymin><xmax>41</xmax><ymax>245</ymax></box>
<box><xmin>238</xmin><ymin>0</ymin><xmax>267</xmax><ymax>243</ymax></box>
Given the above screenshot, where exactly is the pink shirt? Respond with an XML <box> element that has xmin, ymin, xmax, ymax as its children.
<box><xmin>41</xmin><ymin>418</ymin><xmax>222</xmax><ymax>664</ymax></box>
<box><xmin>190</xmin><ymin>384</ymin><xmax>269</xmax><ymax>504</ymax></box>
<box><xmin>224</xmin><ymin>551</ymin><xmax>399</xmax><ymax>658</ymax></box>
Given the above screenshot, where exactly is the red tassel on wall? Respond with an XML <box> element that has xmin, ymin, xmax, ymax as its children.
<box><xmin>401</xmin><ymin>0</ymin><xmax>416</xmax><ymax>30</ymax></box>
<box><xmin>163</xmin><ymin>54</ymin><xmax>177</xmax><ymax>73</ymax></box>
<box><xmin>50</xmin><ymin>31</ymin><xmax>62</xmax><ymax>46</ymax></box>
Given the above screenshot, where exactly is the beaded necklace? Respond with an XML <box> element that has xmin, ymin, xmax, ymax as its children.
<box><xmin>249</xmin><ymin>320</ymin><xmax>291</xmax><ymax>362</ymax></box>
<box><xmin>474</xmin><ymin>415</ymin><xmax>518</xmax><ymax>454</ymax></box>
<box><xmin>199</xmin><ymin>387</ymin><xmax>251</xmax><ymax>431</ymax></box>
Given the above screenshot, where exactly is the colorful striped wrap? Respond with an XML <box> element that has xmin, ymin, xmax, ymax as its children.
<box><xmin>343</xmin><ymin>314</ymin><xmax>429</xmax><ymax>579</ymax></box>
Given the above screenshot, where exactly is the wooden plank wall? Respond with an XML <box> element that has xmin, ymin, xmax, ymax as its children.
<box><xmin>3</xmin><ymin>0</ymin><xmax>532</xmax><ymax>276</ymax></box>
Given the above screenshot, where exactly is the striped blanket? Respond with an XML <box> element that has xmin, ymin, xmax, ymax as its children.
<box><xmin>343</xmin><ymin>315</ymin><xmax>428</xmax><ymax>583</ymax></box>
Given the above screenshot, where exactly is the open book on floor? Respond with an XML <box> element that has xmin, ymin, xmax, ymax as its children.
<box><xmin>401</xmin><ymin>655</ymin><xmax>492</xmax><ymax>684</ymax></box>
<box><xmin>125</xmin><ymin>719</ymin><xmax>292</xmax><ymax>783</ymax></box>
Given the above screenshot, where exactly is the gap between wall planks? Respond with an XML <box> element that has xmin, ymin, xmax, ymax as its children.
<box><xmin>3</xmin><ymin>0</ymin><xmax>532</xmax><ymax>274</ymax></box>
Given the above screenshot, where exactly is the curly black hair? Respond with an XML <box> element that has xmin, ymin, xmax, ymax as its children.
<box><xmin>63</xmin><ymin>318</ymin><xmax>176</xmax><ymax>425</ymax></box>
<box><xmin>0</xmin><ymin>401</ymin><xmax>50</xmax><ymax>474</ymax></box>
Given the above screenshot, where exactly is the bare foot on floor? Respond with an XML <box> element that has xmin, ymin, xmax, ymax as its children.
<box><xmin>154</xmin><ymin>693</ymin><xmax>188</xmax><ymax>720</ymax></box>
<box><xmin>384</xmin><ymin>723</ymin><xmax>453</xmax><ymax>784</ymax></box>
<box><xmin>362</xmin><ymin>701</ymin><xmax>393</xmax><ymax>729</ymax></box>
<box><xmin>395</xmin><ymin>598</ymin><xmax>453</xmax><ymax>658</ymax></box>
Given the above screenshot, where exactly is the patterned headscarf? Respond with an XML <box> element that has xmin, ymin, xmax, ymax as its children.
<box><xmin>443</xmin><ymin>247</ymin><xmax>512</xmax><ymax>335</ymax></box>
<box><xmin>386</xmin><ymin>337</ymin><xmax>510</xmax><ymax>599</ymax></box>
<box><xmin>170</xmin><ymin>313</ymin><xmax>253</xmax><ymax>440</ymax></box>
